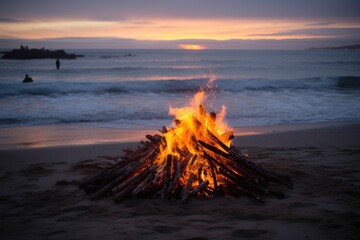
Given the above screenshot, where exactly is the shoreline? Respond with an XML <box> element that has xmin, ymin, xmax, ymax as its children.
<box><xmin>0</xmin><ymin>121</ymin><xmax>359</xmax><ymax>165</ymax></box>
<box><xmin>0</xmin><ymin>121</ymin><xmax>357</xmax><ymax>150</ymax></box>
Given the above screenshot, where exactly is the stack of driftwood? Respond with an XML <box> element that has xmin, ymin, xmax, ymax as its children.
<box><xmin>80</xmin><ymin>105</ymin><xmax>292</xmax><ymax>203</ymax></box>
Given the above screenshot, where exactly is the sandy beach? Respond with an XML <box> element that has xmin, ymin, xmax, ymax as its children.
<box><xmin>0</xmin><ymin>122</ymin><xmax>359</xmax><ymax>240</ymax></box>
<box><xmin>1</xmin><ymin>0</ymin><xmax>360</xmax><ymax>239</ymax></box>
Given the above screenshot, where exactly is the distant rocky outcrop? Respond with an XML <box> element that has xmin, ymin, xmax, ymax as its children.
<box><xmin>124</xmin><ymin>53</ymin><xmax>136</xmax><ymax>57</ymax></box>
<box><xmin>309</xmin><ymin>44</ymin><xmax>360</xmax><ymax>50</ymax></box>
<box><xmin>1</xmin><ymin>48</ymin><xmax>84</xmax><ymax>59</ymax></box>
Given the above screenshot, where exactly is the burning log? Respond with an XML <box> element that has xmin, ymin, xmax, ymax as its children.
<box><xmin>165</xmin><ymin>156</ymin><xmax>186</xmax><ymax>199</ymax></box>
<box><xmin>191</xmin><ymin>180</ymin><xmax>209</xmax><ymax>198</ymax></box>
<box><xmin>80</xmin><ymin>87</ymin><xmax>292</xmax><ymax>203</ymax></box>
<box><xmin>181</xmin><ymin>173</ymin><xmax>195</xmax><ymax>203</ymax></box>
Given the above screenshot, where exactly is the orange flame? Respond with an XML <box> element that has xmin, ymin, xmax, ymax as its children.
<box><xmin>156</xmin><ymin>77</ymin><xmax>233</xmax><ymax>190</ymax></box>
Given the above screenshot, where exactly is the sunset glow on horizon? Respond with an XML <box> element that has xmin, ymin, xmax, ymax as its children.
<box><xmin>0</xmin><ymin>0</ymin><xmax>359</xmax><ymax>49</ymax></box>
<box><xmin>179</xmin><ymin>44</ymin><xmax>205</xmax><ymax>50</ymax></box>
<box><xmin>1</xmin><ymin>19</ymin><xmax>358</xmax><ymax>41</ymax></box>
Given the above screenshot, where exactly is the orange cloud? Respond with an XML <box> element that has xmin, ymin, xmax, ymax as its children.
<box><xmin>0</xmin><ymin>18</ymin><xmax>358</xmax><ymax>41</ymax></box>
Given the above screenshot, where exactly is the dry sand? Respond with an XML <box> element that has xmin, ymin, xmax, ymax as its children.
<box><xmin>0</xmin><ymin>123</ymin><xmax>359</xmax><ymax>240</ymax></box>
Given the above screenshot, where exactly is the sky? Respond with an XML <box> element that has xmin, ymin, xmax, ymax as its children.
<box><xmin>0</xmin><ymin>0</ymin><xmax>359</xmax><ymax>49</ymax></box>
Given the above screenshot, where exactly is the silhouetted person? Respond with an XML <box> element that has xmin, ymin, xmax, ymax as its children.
<box><xmin>23</xmin><ymin>74</ymin><xmax>33</xmax><ymax>83</ymax></box>
<box><xmin>56</xmin><ymin>58</ymin><xmax>60</xmax><ymax>69</ymax></box>
<box><xmin>25</xmin><ymin>46</ymin><xmax>28</xmax><ymax>50</ymax></box>
<box><xmin>20</xmin><ymin>45</ymin><xmax>25</xmax><ymax>50</ymax></box>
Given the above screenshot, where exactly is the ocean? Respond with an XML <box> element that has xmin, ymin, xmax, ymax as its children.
<box><xmin>0</xmin><ymin>49</ymin><xmax>359</xmax><ymax>130</ymax></box>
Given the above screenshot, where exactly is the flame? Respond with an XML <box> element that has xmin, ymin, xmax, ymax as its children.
<box><xmin>80</xmin><ymin>75</ymin><xmax>292</xmax><ymax>202</ymax></box>
<box><xmin>179</xmin><ymin>44</ymin><xmax>205</xmax><ymax>50</ymax></box>
<box><xmin>156</xmin><ymin>77</ymin><xmax>233</xmax><ymax>193</ymax></box>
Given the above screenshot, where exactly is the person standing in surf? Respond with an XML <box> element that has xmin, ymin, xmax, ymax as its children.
<box><xmin>56</xmin><ymin>58</ymin><xmax>60</xmax><ymax>70</ymax></box>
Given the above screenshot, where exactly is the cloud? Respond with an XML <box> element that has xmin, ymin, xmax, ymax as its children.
<box><xmin>123</xmin><ymin>26</ymin><xmax>144</xmax><ymax>29</ymax></box>
<box><xmin>132</xmin><ymin>21</ymin><xmax>154</xmax><ymax>25</ymax></box>
<box><xmin>252</xmin><ymin>28</ymin><xmax>360</xmax><ymax>37</ymax></box>
<box><xmin>305</xmin><ymin>22</ymin><xmax>334</xmax><ymax>26</ymax></box>
<box><xmin>0</xmin><ymin>0</ymin><xmax>359</xmax><ymax>22</ymax></box>
<box><xmin>123</xmin><ymin>21</ymin><xmax>155</xmax><ymax>29</ymax></box>
<box><xmin>0</xmin><ymin>17</ymin><xmax>27</xmax><ymax>23</ymax></box>
<box><xmin>1</xmin><ymin>0</ymin><xmax>359</xmax><ymax>49</ymax></box>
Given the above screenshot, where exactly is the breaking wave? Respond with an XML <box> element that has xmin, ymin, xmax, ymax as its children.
<box><xmin>0</xmin><ymin>76</ymin><xmax>359</xmax><ymax>98</ymax></box>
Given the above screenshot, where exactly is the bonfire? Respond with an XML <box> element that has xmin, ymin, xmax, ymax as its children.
<box><xmin>80</xmin><ymin>79</ymin><xmax>292</xmax><ymax>203</ymax></box>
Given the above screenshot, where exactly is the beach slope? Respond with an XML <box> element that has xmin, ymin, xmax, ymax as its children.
<box><xmin>0</xmin><ymin>123</ymin><xmax>359</xmax><ymax>240</ymax></box>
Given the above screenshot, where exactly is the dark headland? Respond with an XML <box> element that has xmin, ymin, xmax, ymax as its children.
<box><xmin>309</xmin><ymin>44</ymin><xmax>360</xmax><ymax>50</ymax></box>
<box><xmin>1</xmin><ymin>47</ymin><xmax>84</xmax><ymax>59</ymax></box>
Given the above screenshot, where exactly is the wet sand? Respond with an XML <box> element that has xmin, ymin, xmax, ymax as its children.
<box><xmin>0</xmin><ymin>123</ymin><xmax>359</xmax><ymax>239</ymax></box>
<box><xmin>0</xmin><ymin>122</ymin><xmax>348</xmax><ymax>150</ymax></box>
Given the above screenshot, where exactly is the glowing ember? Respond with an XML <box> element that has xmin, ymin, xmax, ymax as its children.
<box><xmin>80</xmin><ymin>78</ymin><xmax>292</xmax><ymax>203</ymax></box>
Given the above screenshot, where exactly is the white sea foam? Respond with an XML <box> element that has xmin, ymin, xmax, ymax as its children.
<box><xmin>0</xmin><ymin>49</ymin><xmax>359</xmax><ymax>128</ymax></box>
